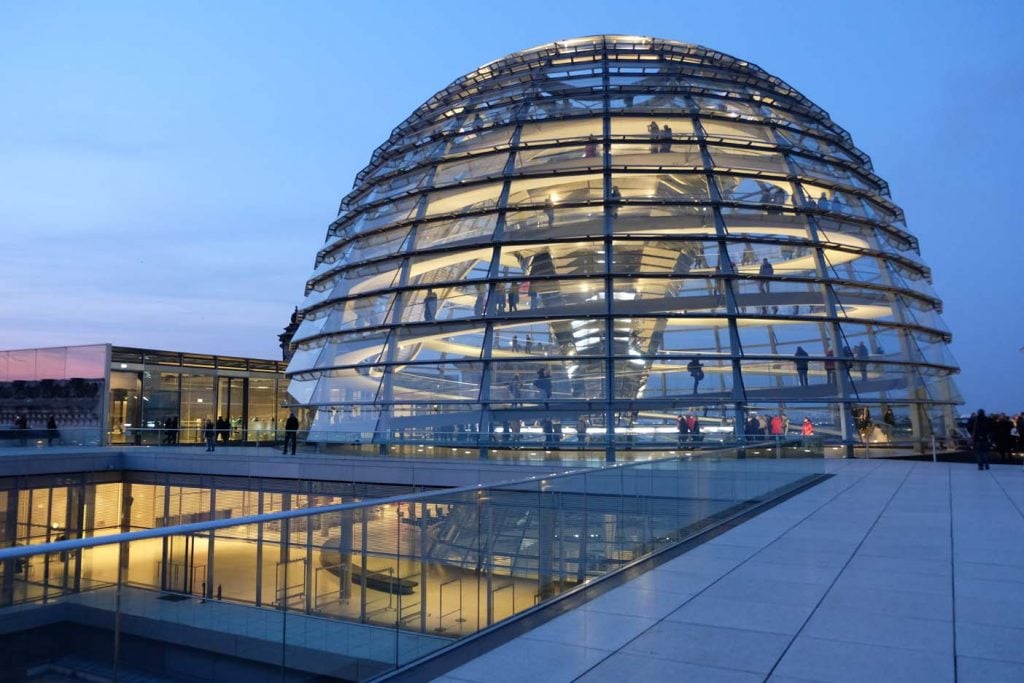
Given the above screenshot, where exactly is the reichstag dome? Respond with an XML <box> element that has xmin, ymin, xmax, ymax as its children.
<box><xmin>286</xmin><ymin>36</ymin><xmax>961</xmax><ymax>457</ymax></box>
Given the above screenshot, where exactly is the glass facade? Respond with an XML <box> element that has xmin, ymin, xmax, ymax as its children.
<box><xmin>0</xmin><ymin>344</ymin><xmax>288</xmax><ymax>446</ymax></box>
<box><xmin>287</xmin><ymin>36</ymin><xmax>961</xmax><ymax>455</ymax></box>
<box><xmin>0</xmin><ymin>344</ymin><xmax>108</xmax><ymax>446</ymax></box>
<box><xmin>108</xmin><ymin>347</ymin><xmax>289</xmax><ymax>445</ymax></box>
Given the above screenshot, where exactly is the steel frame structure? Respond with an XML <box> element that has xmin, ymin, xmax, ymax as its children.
<box><xmin>286</xmin><ymin>36</ymin><xmax>960</xmax><ymax>459</ymax></box>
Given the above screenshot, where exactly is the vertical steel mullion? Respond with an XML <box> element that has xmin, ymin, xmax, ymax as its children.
<box><xmin>478</xmin><ymin>124</ymin><xmax>522</xmax><ymax>458</ymax></box>
<box><xmin>304</xmin><ymin>497</ymin><xmax>314</xmax><ymax>614</ymax></box>
<box><xmin>206</xmin><ymin>486</ymin><xmax>216</xmax><ymax>600</ymax></box>
<box><xmin>255</xmin><ymin>489</ymin><xmax>264</xmax><ymax>607</ymax></box>
<box><xmin>601</xmin><ymin>44</ymin><xmax>617</xmax><ymax>462</ymax></box>
<box><xmin>774</xmin><ymin>121</ymin><xmax>858</xmax><ymax>457</ymax></box>
<box><xmin>694</xmin><ymin>117</ymin><xmax>747</xmax><ymax>441</ymax></box>
<box><xmin>160</xmin><ymin>481</ymin><xmax>170</xmax><ymax>592</ymax></box>
<box><xmin>378</xmin><ymin>179</ymin><xmax>432</xmax><ymax>449</ymax></box>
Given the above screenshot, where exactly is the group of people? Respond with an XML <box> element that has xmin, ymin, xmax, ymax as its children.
<box><xmin>966</xmin><ymin>410</ymin><xmax>1024</xmax><ymax>469</ymax></box>
<box><xmin>199</xmin><ymin>412</ymin><xmax>299</xmax><ymax>454</ymax></box>
<box><xmin>493</xmin><ymin>417</ymin><xmax>579</xmax><ymax>447</ymax></box>
<box><xmin>676</xmin><ymin>412</ymin><xmax>702</xmax><ymax>444</ymax></box>
<box><xmin>743</xmin><ymin>413</ymin><xmax>815</xmax><ymax>438</ymax></box>
<box><xmin>646</xmin><ymin>120</ymin><xmax>675</xmax><ymax>153</ymax></box>
<box><xmin>7</xmin><ymin>414</ymin><xmax>60</xmax><ymax>445</ymax></box>
<box><xmin>793</xmin><ymin>342</ymin><xmax>877</xmax><ymax>386</ymax></box>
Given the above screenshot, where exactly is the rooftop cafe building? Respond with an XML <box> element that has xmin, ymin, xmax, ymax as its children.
<box><xmin>0</xmin><ymin>344</ymin><xmax>288</xmax><ymax>447</ymax></box>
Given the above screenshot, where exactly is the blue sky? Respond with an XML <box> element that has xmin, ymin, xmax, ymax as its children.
<box><xmin>1</xmin><ymin>0</ymin><xmax>1021</xmax><ymax>410</ymax></box>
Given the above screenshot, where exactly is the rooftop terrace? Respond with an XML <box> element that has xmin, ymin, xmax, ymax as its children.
<box><xmin>431</xmin><ymin>458</ymin><xmax>1024</xmax><ymax>682</ymax></box>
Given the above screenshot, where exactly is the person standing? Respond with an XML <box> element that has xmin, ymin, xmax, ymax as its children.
<box><xmin>1016</xmin><ymin>413</ymin><xmax>1024</xmax><ymax>454</ymax></box>
<box><xmin>473</xmin><ymin>287</ymin><xmax>486</xmax><ymax>316</ymax></box>
<box><xmin>824</xmin><ymin>347</ymin><xmax>836</xmax><ymax>385</ymax></box>
<box><xmin>968</xmin><ymin>408</ymin><xmax>991</xmax><ymax>471</ymax></box>
<box><xmin>677</xmin><ymin>415</ymin><xmax>689</xmax><ymax>446</ymax></box>
<box><xmin>575</xmin><ymin>417</ymin><xmax>589</xmax><ymax>448</ymax></box>
<box><xmin>801</xmin><ymin>417</ymin><xmax>814</xmax><ymax>436</ymax></box>
<box><xmin>46</xmin><ymin>415</ymin><xmax>59</xmax><ymax>446</ymax></box>
<box><xmin>794</xmin><ymin>346</ymin><xmax>810</xmax><ymax>387</ymax></box>
<box><xmin>660</xmin><ymin>123</ymin><xmax>673</xmax><ymax>153</ymax></box>
<box><xmin>423</xmin><ymin>289</ymin><xmax>438</xmax><ymax>322</ymax></box>
<box><xmin>855</xmin><ymin>341</ymin><xmax>869</xmax><ymax>381</ymax></box>
<box><xmin>203</xmin><ymin>419</ymin><xmax>216</xmax><ymax>452</ymax></box>
<box><xmin>741</xmin><ymin>243</ymin><xmax>757</xmax><ymax>266</ymax></box>
<box><xmin>842</xmin><ymin>345</ymin><xmax>854</xmax><ymax>377</ymax></box>
<box><xmin>507</xmin><ymin>281</ymin><xmax>518</xmax><ymax>312</ymax></box>
<box><xmin>509</xmin><ymin>373</ymin><xmax>522</xmax><ymax>406</ymax></box>
<box><xmin>687</xmin><ymin>412</ymin><xmax>701</xmax><ymax>443</ymax></box>
<box><xmin>609</xmin><ymin>185</ymin><xmax>622</xmax><ymax>218</ymax></box>
<box><xmin>283</xmin><ymin>411</ymin><xmax>299</xmax><ymax>455</ymax></box>
<box><xmin>647</xmin><ymin>120</ymin><xmax>660</xmax><ymax>153</ymax></box>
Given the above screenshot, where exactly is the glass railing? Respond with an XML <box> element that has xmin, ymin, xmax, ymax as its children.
<box><xmin>0</xmin><ymin>423</ymin><xmax>961</xmax><ymax>460</ymax></box>
<box><xmin>0</xmin><ymin>446</ymin><xmax>824</xmax><ymax>680</ymax></box>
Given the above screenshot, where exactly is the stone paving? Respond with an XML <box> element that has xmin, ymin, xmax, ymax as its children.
<box><xmin>440</xmin><ymin>459</ymin><xmax>1024</xmax><ymax>682</ymax></box>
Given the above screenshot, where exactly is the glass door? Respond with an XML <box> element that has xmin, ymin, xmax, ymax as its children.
<box><xmin>217</xmin><ymin>377</ymin><xmax>247</xmax><ymax>442</ymax></box>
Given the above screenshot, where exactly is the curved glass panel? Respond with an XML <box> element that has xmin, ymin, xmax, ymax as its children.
<box><xmin>287</xmin><ymin>35</ymin><xmax>961</xmax><ymax>450</ymax></box>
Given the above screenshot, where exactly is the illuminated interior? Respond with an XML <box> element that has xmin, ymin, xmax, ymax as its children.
<box><xmin>286</xmin><ymin>36</ymin><xmax>960</xmax><ymax>453</ymax></box>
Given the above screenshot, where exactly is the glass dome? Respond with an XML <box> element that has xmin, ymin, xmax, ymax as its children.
<box><xmin>286</xmin><ymin>35</ymin><xmax>960</xmax><ymax>456</ymax></box>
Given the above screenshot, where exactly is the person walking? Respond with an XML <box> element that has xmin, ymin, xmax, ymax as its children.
<box><xmin>968</xmin><ymin>408</ymin><xmax>991</xmax><ymax>470</ymax></box>
<box><xmin>794</xmin><ymin>346</ymin><xmax>810</xmax><ymax>387</ymax></box>
<box><xmin>533</xmin><ymin>367</ymin><xmax>553</xmax><ymax>400</ymax></box>
<box><xmin>758</xmin><ymin>258</ymin><xmax>773</xmax><ymax>293</ymax></box>
<box><xmin>203</xmin><ymin>419</ymin><xmax>216</xmax><ymax>452</ymax></box>
<box><xmin>217</xmin><ymin>416</ymin><xmax>229</xmax><ymax>445</ymax></box>
<box><xmin>283</xmin><ymin>411</ymin><xmax>299</xmax><ymax>455</ymax></box>
<box><xmin>687</xmin><ymin>357</ymin><xmax>704</xmax><ymax>394</ymax></box>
